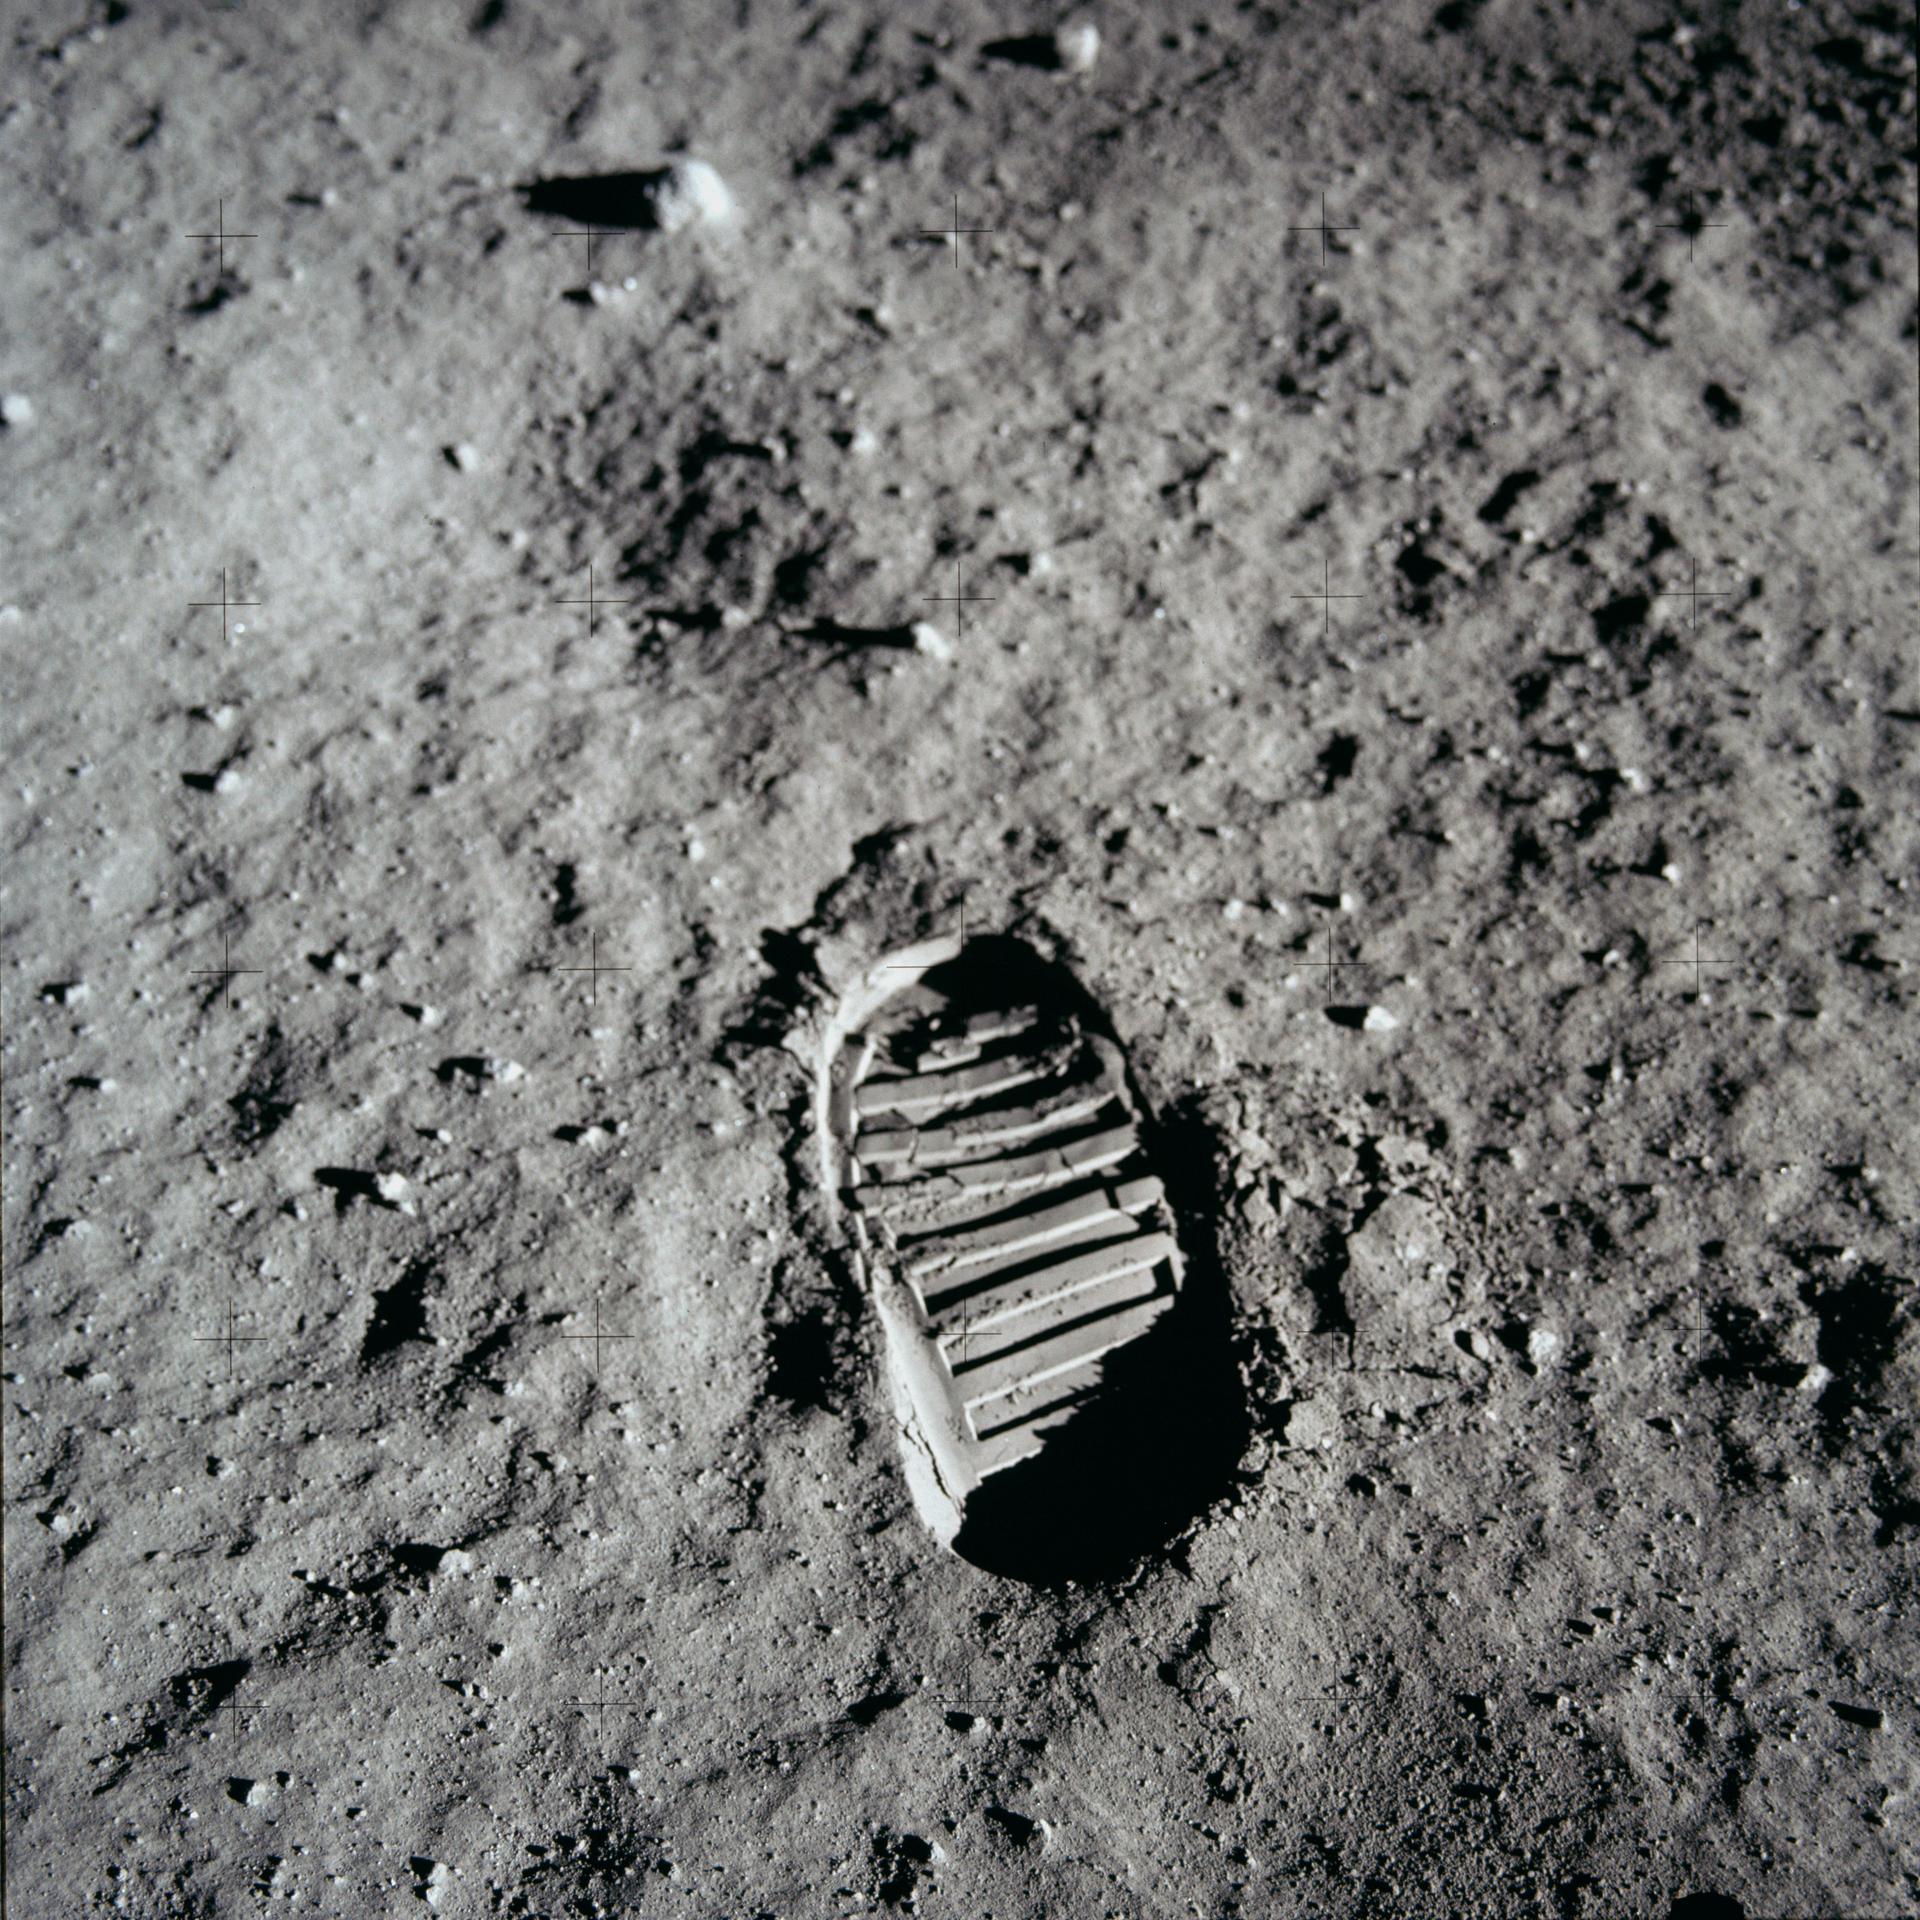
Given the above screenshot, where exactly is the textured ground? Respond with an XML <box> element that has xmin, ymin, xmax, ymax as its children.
<box><xmin>3</xmin><ymin>1</ymin><xmax>1918</xmax><ymax>1915</ymax></box>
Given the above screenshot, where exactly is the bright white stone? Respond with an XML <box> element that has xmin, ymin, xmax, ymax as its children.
<box><xmin>648</xmin><ymin>158</ymin><xmax>736</xmax><ymax>233</ymax></box>
<box><xmin>1054</xmin><ymin>20</ymin><xmax>1100</xmax><ymax>71</ymax></box>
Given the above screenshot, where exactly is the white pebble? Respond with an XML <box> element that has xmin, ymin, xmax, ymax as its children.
<box><xmin>911</xmin><ymin>620</ymin><xmax>953</xmax><ymax>661</ymax></box>
<box><xmin>1</xmin><ymin>393</ymin><xmax>33</xmax><ymax>428</ymax></box>
<box><xmin>448</xmin><ymin>442</ymin><xmax>481</xmax><ymax>472</ymax></box>
<box><xmin>1054</xmin><ymin>20</ymin><xmax>1100</xmax><ymax>71</ymax></box>
<box><xmin>647</xmin><ymin>157</ymin><xmax>736</xmax><ymax>233</ymax></box>
<box><xmin>1362</xmin><ymin>1004</ymin><xmax>1399</xmax><ymax>1032</ymax></box>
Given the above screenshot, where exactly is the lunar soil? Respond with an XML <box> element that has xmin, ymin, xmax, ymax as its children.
<box><xmin>3</xmin><ymin>2</ymin><xmax>1917</xmax><ymax>1916</ymax></box>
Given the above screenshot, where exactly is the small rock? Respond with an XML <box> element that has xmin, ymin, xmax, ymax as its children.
<box><xmin>645</xmin><ymin>157</ymin><xmax>736</xmax><ymax>233</ymax></box>
<box><xmin>1</xmin><ymin>393</ymin><xmax>33</xmax><ymax>428</ymax></box>
<box><xmin>1054</xmin><ymin>20</ymin><xmax>1100</xmax><ymax>72</ymax></box>
<box><xmin>212</xmin><ymin>767</ymin><xmax>245</xmax><ymax>796</ymax></box>
<box><xmin>1362</xmin><ymin>1004</ymin><xmax>1399</xmax><ymax>1032</ymax></box>
<box><xmin>1527</xmin><ymin>1325</ymin><xmax>1561</xmax><ymax>1369</ymax></box>
<box><xmin>403</xmin><ymin>1004</ymin><xmax>443</xmax><ymax>1027</ymax></box>
<box><xmin>1797</xmin><ymin>1361</ymin><xmax>1834</xmax><ymax>1396</ymax></box>
<box><xmin>1831</xmin><ymin>1699</ymin><xmax>1884</xmax><ymax>1731</ymax></box>
<box><xmin>910</xmin><ymin>620</ymin><xmax>953</xmax><ymax>661</ymax></box>
<box><xmin>446</xmin><ymin>442</ymin><xmax>481</xmax><ymax>472</ymax></box>
<box><xmin>417</xmin><ymin>1859</ymin><xmax>453</xmax><ymax>1909</ymax></box>
<box><xmin>486</xmin><ymin>1057</ymin><xmax>525</xmax><ymax>1083</ymax></box>
<box><xmin>439</xmin><ymin>1547</ymin><xmax>476</xmax><ymax>1575</ymax></box>
<box><xmin>1287</xmin><ymin>1398</ymin><xmax>1338</xmax><ymax>1451</ymax></box>
<box><xmin>373</xmin><ymin>1171</ymin><xmax>411</xmax><ymax>1206</ymax></box>
<box><xmin>40</xmin><ymin>981</ymin><xmax>88</xmax><ymax>1006</ymax></box>
<box><xmin>227</xmin><ymin>1777</ymin><xmax>272</xmax><ymax>1807</ymax></box>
